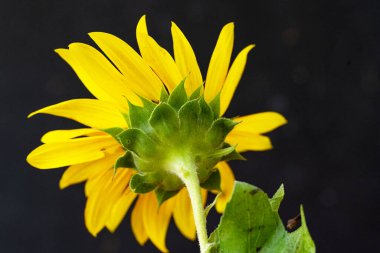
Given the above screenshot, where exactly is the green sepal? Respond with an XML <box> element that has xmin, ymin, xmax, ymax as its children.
<box><xmin>155</xmin><ymin>188</ymin><xmax>179</xmax><ymax>206</ymax></box>
<box><xmin>200</xmin><ymin>170</ymin><xmax>221</xmax><ymax>191</ymax></box>
<box><xmin>206</xmin><ymin>118</ymin><xmax>238</xmax><ymax>149</ymax></box>
<box><xmin>209</xmin><ymin>92</ymin><xmax>221</xmax><ymax>119</ymax></box>
<box><xmin>129</xmin><ymin>173</ymin><xmax>159</xmax><ymax>193</ymax></box>
<box><xmin>205</xmin><ymin>146</ymin><xmax>236</xmax><ymax>161</ymax></box>
<box><xmin>102</xmin><ymin>127</ymin><xmax>125</xmax><ymax>141</ymax></box>
<box><xmin>189</xmin><ymin>85</ymin><xmax>203</xmax><ymax>100</ymax></box>
<box><xmin>198</xmin><ymin>97</ymin><xmax>214</xmax><ymax>131</ymax></box>
<box><xmin>117</xmin><ymin>129</ymin><xmax>158</xmax><ymax>158</ymax></box>
<box><xmin>149</xmin><ymin>102</ymin><xmax>180</xmax><ymax>142</ymax></box>
<box><xmin>160</xmin><ymin>86</ymin><xmax>169</xmax><ymax>102</ymax></box>
<box><xmin>220</xmin><ymin>143</ymin><xmax>246</xmax><ymax>161</ymax></box>
<box><xmin>178</xmin><ymin>98</ymin><xmax>201</xmax><ymax>138</ymax></box>
<box><xmin>168</xmin><ymin>79</ymin><xmax>188</xmax><ymax>111</ymax></box>
<box><xmin>114</xmin><ymin>151</ymin><xmax>135</xmax><ymax>170</ymax></box>
<box><xmin>127</xmin><ymin>100</ymin><xmax>154</xmax><ymax>133</ymax></box>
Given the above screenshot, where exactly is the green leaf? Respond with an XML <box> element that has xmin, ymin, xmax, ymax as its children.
<box><xmin>206</xmin><ymin>118</ymin><xmax>237</xmax><ymax>149</ymax></box>
<box><xmin>117</xmin><ymin>129</ymin><xmax>158</xmax><ymax>158</ymax></box>
<box><xmin>160</xmin><ymin>86</ymin><xmax>169</xmax><ymax>102</ymax></box>
<box><xmin>260</xmin><ymin>206</ymin><xmax>315</xmax><ymax>253</ymax></box>
<box><xmin>129</xmin><ymin>173</ymin><xmax>158</xmax><ymax>193</ymax></box>
<box><xmin>209</xmin><ymin>92</ymin><xmax>221</xmax><ymax>119</ymax></box>
<box><xmin>155</xmin><ymin>188</ymin><xmax>179</xmax><ymax>206</ymax></box>
<box><xmin>149</xmin><ymin>102</ymin><xmax>179</xmax><ymax>142</ymax></box>
<box><xmin>209</xmin><ymin>181</ymin><xmax>315</xmax><ymax>253</ymax></box>
<box><xmin>178</xmin><ymin>99</ymin><xmax>201</xmax><ymax>138</ymax></box>
<box><xmin>200</xmin><ymin>170</ymin><xmax>221</xmax><ymax>191</ymax></box>
<box><xmin>168</xmin><ymin>79</ymin><xmax>188</xmax><ymax>111</ymax></box>
<box><xmin>269</xmin><ymin>184</ymin><xmax>285</xmax><ymax>212</ymax></box>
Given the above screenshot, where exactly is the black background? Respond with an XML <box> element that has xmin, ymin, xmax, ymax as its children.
<box><xmin>1</xmin><ymin>0</ymin><xmax>379</xmax><ymax>252</ymax></box>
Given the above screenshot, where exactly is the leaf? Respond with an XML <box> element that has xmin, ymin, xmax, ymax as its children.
<box><xmin>129</xmin><ymin>173</ymin><xmax>158</xmax><ymax>193</ymax></box>
<box><xmin>259</xmin><ymin>206</ymin><xmax>315</xmax><ymax>253</ymax></box>
<box><xmin>149</xmin><ymin>102</ymin><xmax>179</xmax><ymax>142</ymax></box>
<box><xmin>155</xmin><ymin>188</ymin><xmax>179</xmax><ymax>206</ymax></box>
<box><xmin>210</xmin><ymin>182</ymin><xmax>279</xmax><ymax>252</ymax></box>
<box><xmin>200</xmin><ymin>170</ymin><xmax>221</xmax><ymax>191</ymax></box>
<box><xmin>209</xmin><ymin>181</ymin><xmax>315</xmax><ymax>253</ymax></box>
<box><xmin>168</xmin><ymin>79</ymin><xmax>188</xmax><ymax>110</ymax></box>
<box><xmin>269</xmin><ymin>184</ymin><xmax>285</xmax><ymax>212</ymax></box>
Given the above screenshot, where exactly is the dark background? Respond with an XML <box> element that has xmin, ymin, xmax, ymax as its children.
<box><xmin>1</xmin><ymin>0</ymin><xmax>379</xmax><ymax>252</ymax></box>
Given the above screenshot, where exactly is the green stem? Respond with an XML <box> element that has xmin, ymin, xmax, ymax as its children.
<box><xmin>176</xmin><ymin>164</ymin><xmax>210</xmax><ymax>253</ymax></box>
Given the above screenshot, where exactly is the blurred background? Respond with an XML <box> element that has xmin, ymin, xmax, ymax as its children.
<box><xmin>1</xmin><ymin>0</ymin><xmax>379</xmax><ymax>252</ymax></box>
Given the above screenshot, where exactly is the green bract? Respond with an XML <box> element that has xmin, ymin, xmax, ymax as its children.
<box><xmin>110</xmin><ymin>80</ymin><xmax>243</xmax><ymax>203</ymax></box>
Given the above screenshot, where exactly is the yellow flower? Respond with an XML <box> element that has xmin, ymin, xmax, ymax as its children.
<box><xmin>27</xmin><ymin>15</ymin><xmax>286</xmax><ymax>252</ymax></box>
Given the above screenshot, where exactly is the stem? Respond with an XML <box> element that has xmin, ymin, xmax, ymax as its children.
<box><xmin>176</xmin><ymin>165</ymin><xmax>209</xmax><ymax>253</ymax></box>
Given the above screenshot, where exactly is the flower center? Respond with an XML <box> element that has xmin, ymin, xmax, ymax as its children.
<box><xmin>110</xmin><ymin>80</ymin><xmax>242</xmax><ymax>203</ymax></box>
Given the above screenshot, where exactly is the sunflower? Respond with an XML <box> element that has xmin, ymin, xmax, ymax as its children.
<box><xmin>27</xmin><ymin>15</ymin><xmax>286</xmax><ymax>252</ymax></box>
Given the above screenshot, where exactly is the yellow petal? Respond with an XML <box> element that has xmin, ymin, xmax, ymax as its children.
<box><xmin>173</xmin><ymin>188</ymin><xmax>196</xmax><ymax>240</ymax></box>
<box><xmin>28</xmin><ymin>99</ymin><xmax>127</xmax><ymax>129</ymax></box>
<box><xmin>204</xmin><ymin>23</ymin><xmax>234</xmax><ymax>102</ymax></box>
<box><xmin>41</xmin><ymin>128</ymin><xmax>103</xmax><ymax>143</ymax></box>
<box><xmin>85</xmin><ymin>169</ymin><xmax>131</xmax><ymax>236</ymax></box>
<box><xmin>136</xmin><ymin>16</ymin><xmax>183</xmax><ymax>92</ymax></box>
<box><xmin>27</xmin><ymin>136</ymin><xmax>119</xmax><ymax>169</ymax></box>
<box><xmin>142</xmin><ymin>192</ymin><xmax>174</xmax><ymax>252</ymax></box>
<box><xmin>89</xmin><ymin>32</ymin><xmax>162</xmax><ymax>101</ymax></box>
<box><xmin>59</xmin><ymin>149</ymin><xmax>124</xmax><ymax>189</ymax></box>
<box><xmin>171</xmin><ymin>22</ymin><xmax>203</xmax><ymax>95</ymax></box>
<box><xmin>226</xmin><ymin>131</ymin><xmax>273</xmax><ymax>152</ymax></box>
<box><xmin>232</xmin><ymin>112</ymin><xmax>287</xmax><ymax>134</ymax></box>
<box><xmin>56</xmin><ymin>44</ymin><xmax>141</xmax><ymax>107</ymax></box>
<box><xmin>131</xmin><ymin>196</ymin><xmax>149</xmax><ymax>245</ymax></box>
<box><xmin>220</xmin><ymin>45</ymin><xmax>255</xmax><ymax>115</ymax></box>
<box><xmin>106</xmin><ymin>183</ymin><xmax>137</xmax><ymax>232</ymax></box>
<box><xmin>215</xmin><ymin>162</ymin><xmax>235</xmax><ymax>213</ymax></box>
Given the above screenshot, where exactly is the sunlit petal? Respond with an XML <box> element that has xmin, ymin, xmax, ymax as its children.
<box><xmin>28</xmin><ymin>99</ymin><xmax>127</xmax><ymax>129</ymax></box>
<box><xmin>220</xmin><ymin>45</ymin><xmax>255</xmax><ymax>115</ymax></box>
<box><xmin>204</xmin><ymin>23</ymin><xmax>234</xmax><ymax>102</ymax></box>
<box><xmin>171</xmin><ymin>22</ymin><xmax>203</xmax><ymax>95</ymax></box>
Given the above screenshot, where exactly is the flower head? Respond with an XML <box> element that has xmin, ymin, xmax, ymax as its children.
<box><xmin>27</xmin><ymin>15</ymin><xmax>286</xmax><ymax>252</ymax></box>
